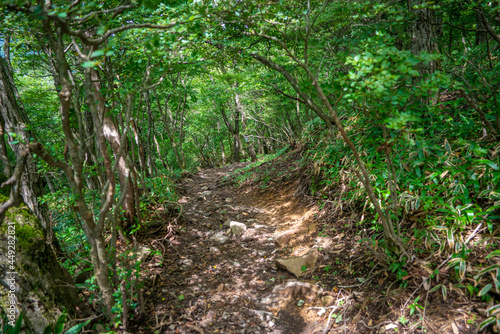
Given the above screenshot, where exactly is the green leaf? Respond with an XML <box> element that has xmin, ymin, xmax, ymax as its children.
<box><xmin>297</xmin><ymin>299</ymin><xmax>305</xmax><ymax>306</ymax></box>
<box><xmin>82</xmin><ymin>61</ymin><xmax>98</xmax><ymax>68</ymax></box>
<box><xmin>178</xmin><ymin>294</ymin><xmax>185</xmax><ymax>301</ymax></box>
<box><xmin>487</xmin><ymin>303</ymin><xmax>500</xmax><ymax>316</ymax></box>
<box><xmin>97</xmin><ymin>26</ymin><xmax>106</xmax><ymax>35</ymax></box>
<box><xmin>14</xmin><ymin>313</ymin><xmax>23</xmax><ymax>333</ymax></box>
<box><xmin>415</xmin><ymin>166</ymin><xmax>421</xmax><ymax>178</ymax></box>
<box><xmin>474</xmin><ymin>159</ymin><xmax>499</xmax><ymax>170</ymax></box>
<box><xmin>478</xmin><ymin>284</ymin><xmax>492</xmax><ymax>297</ymax></box>
<box><xmin>90</xmin><ymin>50</ymin><xmax>105</xmax><ymax>58</ymax></box>
<box><xmin>447</xmin><ymin>257</ymin><xmax>463</xmax><ymax>268</ymax></box>
<box><xmin>430</xmin><ymin>284</ymin><xmax>442</xmax><ymax>292</ymax></box>
<box><xmin>54</xmin><ymin>313</ymin><xmax>66</xmax><ymax>334</ymax></box>
<box><xmin>301</xmin><ymin>265</ymin><xmax>307</xmax><ymax>272</ymax></box>
<box><xmin>494</xmin><ymin>276</ymin><xmax>500</xmax><ymax>293</ymax></box>
<box><xmin>441</xmin><ymin>285</ymin><xmax>447</xmax><ymax>301</ymax></box>
<box><xmin>486</xmin><ymin>250</ymin><xmax>500</xmax><ymax>259</ymax></box>
<box><xmin>479</xmin><ymin>316</ymin><xmax>496</xmax><ymax>331</ymax></box>
<box><xmin>63</xmin><ymin>319</ymin><xmax>91</xmax><ymax>334</ymax></box>
<box><xmin>43</xmin><ymin>326</ymin><xmax>53</xmax><ymax>334</ymax></box>
<box><xmin>335</xmin><ymin>314</ymin><xmax>343</xmax><ymax>323</ymax></box>
<box><xmin>475</xmin><ymin>264</ymin><xmax>500</xmax><ymax>279</ymax></box>
<box><xmin>444</xmin><ymin>139</ymin><xmax>452</xmax><ymax>155</ymax></box>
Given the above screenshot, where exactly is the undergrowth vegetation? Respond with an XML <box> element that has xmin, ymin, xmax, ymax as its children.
<box><xmin>1</xmin><ymin>0</ymin><xmax>500</xmax><ymax>331</ymax></box>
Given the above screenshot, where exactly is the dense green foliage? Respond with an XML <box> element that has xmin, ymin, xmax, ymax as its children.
<box><xmin>0</xmin><ymin>0</ymin><xmax>499</xmax><ymax>330</ymax></box>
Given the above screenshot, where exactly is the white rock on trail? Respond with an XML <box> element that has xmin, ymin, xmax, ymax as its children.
<box><xmin>230</xmin><ymin>221</ymin><xmax>247</xmax><ymax>236</ymax></box>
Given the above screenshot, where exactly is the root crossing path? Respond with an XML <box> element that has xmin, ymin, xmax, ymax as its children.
<box><xmin>141</xmin><ymin>163</ymin><xmax>337</xmax><ymax>334</ymax></box>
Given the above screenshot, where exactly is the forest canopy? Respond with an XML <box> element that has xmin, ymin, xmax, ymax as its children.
<box><xmin>0</xmin><ymin>0</ymin><xmax>499</xmax><ymax>333</ymax></box>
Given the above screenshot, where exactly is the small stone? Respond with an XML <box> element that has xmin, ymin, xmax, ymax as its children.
<box><xmin>274</xmin><ymin>227</ymin><xmax>307</xmax><ymax>246</ymax></box>
<box><xmin>169</xmin><ymin>324</ymin><xmax>176</xmax><ymax>330</ymax></box>
<box><xmin>210</xmin><ymin>232</ymin><xmax>229</xmax><ymax>244</ymax></box>
<box><xmin>96</xmin><ymin>324</ymin><xmax>106</xmax><ymax>333</ymax></box>
<box><xmin>275</xmin><ymin>249</ymin><xmax>318</xmax><ymax>278</ymax></box>
<box><xmin>260</xmin><ymin>295</ymin><xmax>273</xmax><ymax>304</ymax></box>
<box><xmin>130</xmin><ymin>245</ymin><xmax>152</xmax><ymax>263</ymax></box>
<box><xmin>201</xmin><ymin>190</ymin><xmax>212</xmax><ymax>196</ymax></box>
<box><xmin>273</xmin><ymin>280</ymin><xmax>321</xmax><ymax>300</ymax></box>
<box><xmin>225</xmin><ymin>198</ymin><xmax>233</xmax><ymax>202</ymax></box>
<box><xmin>230</xmin><ymin>221</ymin><xmax>247</xmax><ymax>236</ymax></box>
<box><xmin>210</xmin><ymin>247</ymin><xmax>220</xmax><ymax>254</ymax></box>
<box><xmin>321</xmin><ymin>295</ymin><xmax>335</xmax><ymax>306</ymax></box>
<box><xmin>178</xmin><ymin>196</ymin><xmax>189</xmax><ymax>204</ymax></box>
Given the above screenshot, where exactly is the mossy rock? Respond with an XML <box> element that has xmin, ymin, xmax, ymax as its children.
<box><xmin>0</xmin><ymin>196</ymin><xmax>77</xmax><ymax>333</ymax></box>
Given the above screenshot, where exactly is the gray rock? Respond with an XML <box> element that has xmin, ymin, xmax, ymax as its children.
<box><xmin>210</xmin><ymin>232</ymin><xmax>229</xmax><ymax>244</ymax></box>
<box><xmin>275</xmin><ymin>249</ymin><xmax>318</xmax><ymax>277</ymax></box>
<box><xmin>230</xmin><ymin>221</ymin><xmax>247</xmax><ymax>236</ymax></box>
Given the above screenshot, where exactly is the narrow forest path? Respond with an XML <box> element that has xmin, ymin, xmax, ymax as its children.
<box><xmin>134</xmin><ymin>160</ymin><xmax>478</xmax><ymax>334</ymax></box>
<box><xmin>136</xmin><ymin>162</ymin><xmax>340</xmax><ymax>334</ymax></box>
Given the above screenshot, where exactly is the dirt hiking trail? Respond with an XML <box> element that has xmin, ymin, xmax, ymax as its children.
<box><xmin>133</xmin><ymin>158</ymin><xmax>480</xmax><ymax>334</ymax></box>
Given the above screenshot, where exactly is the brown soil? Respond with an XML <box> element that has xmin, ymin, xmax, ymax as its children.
<box><xmin>128</xmin><ymin>152</ymin><xmax>485</xmax><ymax>334</ymax></box>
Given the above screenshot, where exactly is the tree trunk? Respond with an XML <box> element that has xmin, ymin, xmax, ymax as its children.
<box><xmin>0</xmin><ymin>57</ymin><xmax>55</xmax><ymax>246</ymax></box>
<box><xmin>90</xmin><ymin>69</ymin><xmax>138</xmax><ymax>230</ymax></box>
<box><xmin>409</xmin><ymin>0</ymin><xmax>440</xmax><ymax>75</ymax></box>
